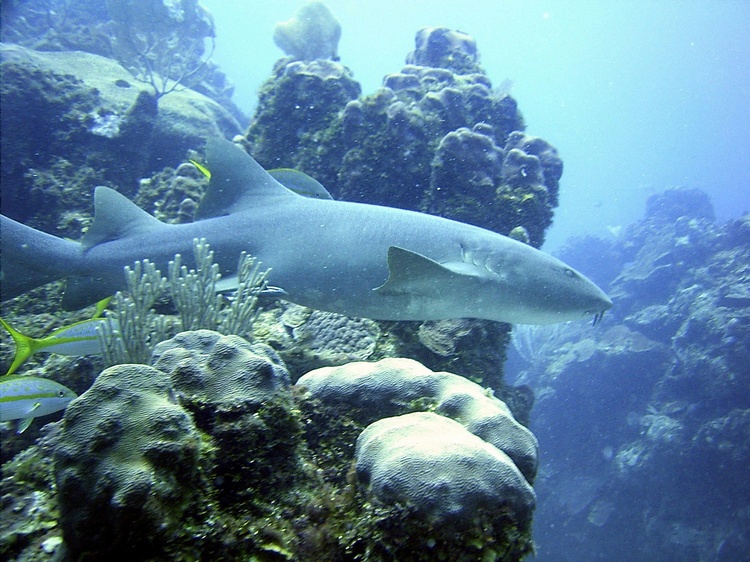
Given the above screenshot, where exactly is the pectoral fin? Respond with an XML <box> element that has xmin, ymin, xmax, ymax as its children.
<box><xmin>17</xmin><ymin>403</ymin><xmax>40</xmax><ymax>433</ymax></box>
<box><xmin>374</xmin><ymin>246</ymin><xmax>481</xmax><ymax>296</ymax></box>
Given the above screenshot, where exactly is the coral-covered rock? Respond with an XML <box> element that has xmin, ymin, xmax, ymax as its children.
<box><xmin>245</xmin><ymin>58</ymin><xmax>360</xmax><ymax>168</ymax></box>
<box><xmin>151</xmin><ymin>330</ymin><xmax>299</xmax><ymax>505</ymax></box>
<box><xmin>0</xmin><ymin>43</ymin><xmax>241</xmax><ymax>229</ymax></box>
<box><xmin>244</xmin><ymin>28</ymin><xmax>537</xmax><ymax>243</ymax></box>
<box><xmin>297</xmin><ymin>357</ymin><xmax>538</xmax><ymax>482</ymax></box>
<box><xmin>297</xmin><ymin>357</ymin><xmax>538</xmax><ymax>560</ymax></box>
<box><xmin>54</xmin><ymin>364</ymin><xmax>202</xmax><ymax>559</ymax></box>
<box><xmin>406</xmin><ymin>27</ymin><xmax>482</xmax><ymax>75</ymax></box>
<box><xmin>510</xmin><ymin>191</ymin><xmax>750</xmax><ymax>561</ymax></box>
<box><xmin>355</xmin><ymin>412</ymin><xmax>535</xmax><ymax>525</ymax></box>
<box><xmin>152</xmin><ymin>330</ymin><xmax>291</xmax><ymax>412</ymax></box>
<box><xmin>425</xmin><ymin>126</ymin><xmax>504</xmax><ymax>229</ymax></box>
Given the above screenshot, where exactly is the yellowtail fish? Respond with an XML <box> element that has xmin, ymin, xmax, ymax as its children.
<box><xmin>0</xmin><ymin>297</ymin><xmax>111</xmax><ymax>376</ymax></box>
<box><xmin>0</xmin><ymin>376</ymin><xmax>77</xmax><ymax>433</ymax></box>
<box><xmin>0</xmin><ymin>317</ymin><xmax>107</xmax><ymax>377</ymax></box>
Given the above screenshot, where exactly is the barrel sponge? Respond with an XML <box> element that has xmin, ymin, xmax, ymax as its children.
<box><xmin>54</xmin><ymin>364</ymin><xmax>202</xmax><ymax>558</ymax></box>
<box><xmin>151</xmin><ymin>329</ymin><xmax>291</xmax><ymax>412</ymax></box>
<box><xmin>355</xmin><ymin>412</ymin><xmax>536</xmax><ymax>525</ymax></box>
<box><xmin>296</xmin><ymin>357</ymin><xmax>539</xmax><ymax>483</ymax></box>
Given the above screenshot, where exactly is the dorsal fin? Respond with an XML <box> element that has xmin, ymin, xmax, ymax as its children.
<box><xmin>80</xmin><ymin>186</ymin><xmax>165</xmax><ymax>250</ymax></box>
<box><xmin>268</xmin><ymin>168</ymin><xmax>333</xmax><ymax>200</ymax></box>
<box><xmin>196</xmin><ymin>138</ymin><xmax>297</xmax><ymax>220</ymax></box>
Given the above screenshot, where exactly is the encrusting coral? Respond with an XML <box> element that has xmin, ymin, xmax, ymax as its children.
<box><xmin>43</xmin><ymin>338</ymin><xmax>538</xmax><ymax>560</ymax></box>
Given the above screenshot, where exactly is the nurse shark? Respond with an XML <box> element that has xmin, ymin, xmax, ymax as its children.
<box><xmin>0</xmin><ymin>138</ymin><xmax>612</xmax><ymax>325</ymax></box>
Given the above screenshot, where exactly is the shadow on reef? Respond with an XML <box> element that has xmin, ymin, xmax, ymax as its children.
<box><xmin>508</xmin><ymin>187</ymin><xmax>750</xmax><ymax>562</ymax></box>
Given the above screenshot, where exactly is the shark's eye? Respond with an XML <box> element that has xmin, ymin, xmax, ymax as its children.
<box><xmin>58</xmin><ymin>390</ymin><xmax>66</xmax><ymax>397</ymax></box>
<box><xmin>564</xmin><ymin>268</ymin><xmax>576</xmax><ymax>278</ymax></box>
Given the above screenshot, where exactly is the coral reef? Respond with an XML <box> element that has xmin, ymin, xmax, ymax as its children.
<box><xmin>243</xmin><ymin>26</ymin><xmax>561</xmax><ymax>397</ymax></box>
<box><xmin>152</xmin><ymin>331</ymin><xmax>298</xmax><ymax>507</ymax></box>
<box><xmin>0</xmin><ymin>43</ymin><xmax>241</xmax><ymax>229</ymax></box>
<box><xmin>273</xmin><ymin>1</ymin><xmax>342</xmax><ymax>61</ymax></box>
<box><xmin>511</xmin><ymin>188</ymin><xmax>750</xmax><ymax>561</ymax></box>
<box><xmin>297</xmin><ymin>358</ymin><xmax>538</xmax><ymax>482</ymax></box>
<box><xmin>54</xmin><ymin>364</ymin><xmax>204</xmax><ymax>560</ymax></box>
<box><xmin>0</xmin><ymin>14</ymin><xmax>571</xmax><ymax>561</ymax></box>
<box><xmin>297</xmin><ymin>357</ymin><xmax>537</xmax><ymax>559</ymax></box>
<box><xmin>2</xmin><ymin>330</ymin><xmax>538</xmax><ymax>561</ymax></box>
<box><xmin>106</xmin><ymin>0</ymin><xmax>216</xmax><ymax>98</ymax></box>
<box><xmin>245</xmin><ymin>25</ymin><xmax>560</xmax><ymax>246</ymax></box>
<box><xmin>244</xmin><ymin>58</ymin><xmax>361</xmax><ymax>168</ymax></box>
<box><xmin>1</xmin><ymin>0</ymin><xmax>244</xmax><ymax>121</ymax></box>
<box><xmin>0</xmin><ymin>424</ymin><xmax>62</xmax><ymax>558</ymax></box>
<box><xmin>406</xmin><ymin>27</ymin><xmax>482</xmax><ymax>74</ymax></box>
<box><xmin>356</xmin><ymin>411</ymin><xmax>535</xmax><ymax>524</ymax></box>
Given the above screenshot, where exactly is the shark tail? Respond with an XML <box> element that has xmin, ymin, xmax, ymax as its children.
<box><xmin>0</xmin><ymin>215</ymin><xmax>80</xmax><ymax>301</ymax></box>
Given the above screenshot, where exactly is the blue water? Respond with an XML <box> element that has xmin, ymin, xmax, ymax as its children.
<box><xmin>202</xmin><ymin>0</ymin><xmax>750</xmax><ymax>251</ymax></box>
<box><xmin>2</xmin><ymin>2</ymin><xmax>749</xmax><ymax>560</ymax></box>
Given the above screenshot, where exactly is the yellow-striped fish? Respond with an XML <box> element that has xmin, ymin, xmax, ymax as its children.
<box><xmin>0</xmin><ymin>317</ymin><xmax>107</xmax><ymax>377</ymax></box>
<box><xmin>0</xmin><ymin>376</ymin><xmax>77</xmax><ymax>433</ymax></box>
<box><xmin>0</xmin><ymin>297</ymin><xmax>111</xmax><ymax>377</ymax></box>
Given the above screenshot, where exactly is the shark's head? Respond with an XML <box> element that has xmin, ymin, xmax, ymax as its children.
<box><xmin>462</xmin><ymin>239</ymin><xmax>613</xmax><ymax>325</ymax></box>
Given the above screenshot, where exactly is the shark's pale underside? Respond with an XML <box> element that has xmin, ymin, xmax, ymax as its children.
<box><xmin>0</xmin><ymin>139</ymin><xmax>612</xmax><ymax>325</ymax></box>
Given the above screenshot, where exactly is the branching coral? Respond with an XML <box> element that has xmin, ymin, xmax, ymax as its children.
<box><xmin>97</xmin><ymin>238</ymin><xmax>269</xmax><ymax>365</ymax></box>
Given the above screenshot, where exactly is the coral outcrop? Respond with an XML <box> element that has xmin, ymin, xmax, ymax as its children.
<box><xmin>151</xmin><ymin>330</ymin><xmax>298</xmax><ymax>506</ymax></box>
<box><xmin>28</xmin><ymin>332</ymin><xmax>538</xmax><ymax>561</ymax></box>
<box><xmin>245</xmin><ymin>26</ymin><xmax>560</xmax><ymax>247</ymax></box>
<box><xmin>54</xmin><ymin>364</ymin><xmax>203</xmax><ymax>560</ymax></box>
<box><xmin>511</xmin><ymin>188</ymin><xmax>750</xmax><ymax>561</ymax></box>
<box><xmin>244</xmin><ymin>58</ymin><xmax>361</xmax><ymax>168</ymax></box>
<box><xmin>297</xmin><ymin>357</ymin><xmax>538</xmax><ymax>482</ymax></box>
<box><xmin>406</xmin><ymin>27</ymin><xmax>482</xmax><ymax>74</ymax></box>
<box><xmin>1</xmin><ymin>0</ymin><xmax>243</xmax><ymax>121</ymax></box>
<box><xmin>0</xmin><ymin>43</ymin><xmax>241</xmax><ymax>230</ymax></box>
<box><xmin>297</xmin><ymin>357</ymin><xmax>537</xmax><ymax>559</ymax></box>
<box><xmin>356</xmin><ymin>411</ymin><xmax>535</xmax><ymax>525</ymax></box>
<box><xmin>242</xmin><ymin>26</ymin><xmax>563</xmax><ymax>396</ymax></box>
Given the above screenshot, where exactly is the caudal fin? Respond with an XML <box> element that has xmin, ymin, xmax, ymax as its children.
<box><xmin>0</xmin><ymin>215</ymin><xmax>79</xmax><ymax>301</ymax></box>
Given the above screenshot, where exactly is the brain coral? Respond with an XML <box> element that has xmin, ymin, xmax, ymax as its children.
<box><xmin>296</xmin><ymin>357</ymin><xmax>538</xmax><ymax>483</ymax></box>
<box><xmin>54</xmin><ymin>364</ymin><xmax>202</xmax><ymax>559</ymax></box>
<box><xmin>151</xmin><ymin>330</ymin><xmax>299</xmax><ymax>505</ymax></box>
<box><xmin>151</xmin><ymin>329</ymin><xmax>291</xmax><ymax>412</ymax></box>
<box><xmin>356</xmin><ymin>411</ymin><xmax>536</xmax><ymax>525</ymax></box>
<box><xmin>297</xmin><ymin>358</ymin><xmax>538</xmax><ymax>559</ymax></box>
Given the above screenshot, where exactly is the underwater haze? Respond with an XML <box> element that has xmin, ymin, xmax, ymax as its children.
<box><xmin>2</xmin><ymin>0</ymin><xmax>750</xmax><ymax>560</ymax></box>
<box><xmin>203</xmin><ymin>0</ymin><xmax>750</xmax><ymax>251</ymax></box>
